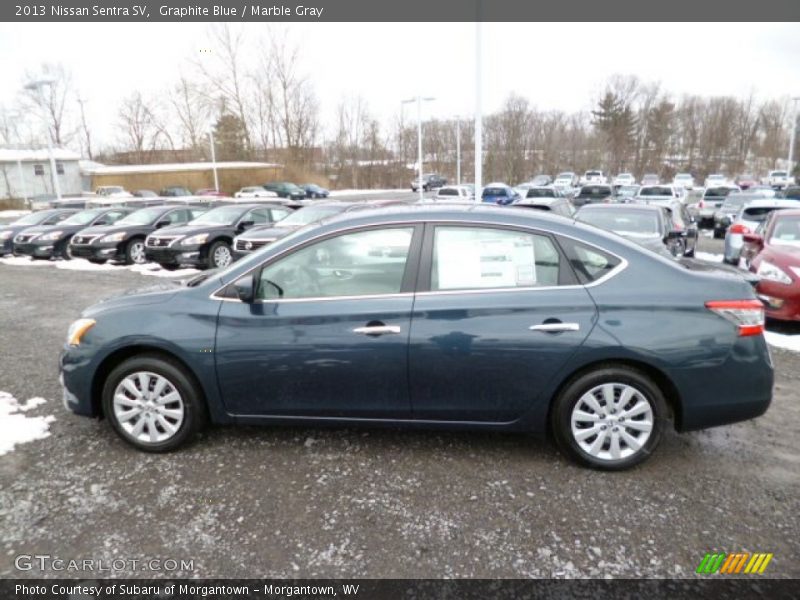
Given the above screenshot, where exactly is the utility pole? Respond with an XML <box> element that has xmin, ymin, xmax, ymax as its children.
<box><xmin>209</xmin><ymin>129</ymin><xmax>219</xmax><ymax>192</ymax></box>
<box><xmin>24</xmin><ymin>78</ymin><xmax>61</xmax><ymax>201</ymax></box>
<box><xmin>474</xmin><ymin>21</ymin><xmax>483</xmax><ymax>199</ymax></box>
<box><xmin>788</xmin><ymin>97</ymin><xmax>800</xmax><ymax>178</ymax></box>
<box><xmin>402</xmin><ymin>96</ymin><xmax>435</xmax><ymax>201</ymax></box>
<box><xmin>456</xmin><ymin>117</ymin><xmax>461</xmax><ymax>185</ymax></box>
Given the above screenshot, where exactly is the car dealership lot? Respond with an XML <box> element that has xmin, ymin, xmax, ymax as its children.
<box><xmin>1</xmin><ymin>228</ymin><xmax>799</xmax><ymax>578</ymax></box>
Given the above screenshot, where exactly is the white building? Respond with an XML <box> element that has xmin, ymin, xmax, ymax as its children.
<box><xmin>0</xmin><ymin>146</ymin><xmax>83</xmax><ymax>202</ymax></box>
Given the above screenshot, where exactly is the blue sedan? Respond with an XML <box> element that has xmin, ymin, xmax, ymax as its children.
<box><xmin>60</xmin><ymin>205</ymin><xmax>773</xmax><ymax>470</ymax></box>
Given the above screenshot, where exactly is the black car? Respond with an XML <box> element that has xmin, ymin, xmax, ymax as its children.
<box><xmin>411</xmin><ymin>173</ymin><xmax>447</xmax><ymax>193</ymax></box>
<box><xmin>573</xmin><ymin>185</ymin><xmax>614</xmax><ymax>208</ymax></box>
<box><xmin>302</xmin><ymin>183</ymin><xmax>330</xmax><ymax>199</ymax></box>
<box><xmin>69</xmin><ymin>205</ymin><xmax>208</xmax><ymax>265</ymax></box>
<box><xmin>263</xmin><ymin>182</ymin><xmax>307</xmax><ymax>200</ymax></box>
<box><xmin>0</xmin><ymin>209</ymin><xmax>78</xmax><ymax>256</ymax></box>
<box><xmin>13</xmin><ymin>208</ymin><xmax>134</xmax><ymax>260</ymax></box>
<box><xmin>144</xmin><ymin>204</ymin><xmax>280</xmax><ymax>270</ymax></box>
<box><xmin>159</xmin><ymin>186</ymin><xmax>193</xmax><ymax>197</ymax></box>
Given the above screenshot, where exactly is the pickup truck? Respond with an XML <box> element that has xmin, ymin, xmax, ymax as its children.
<box><xmin>411</xmin><ymin>173</ymin><xmax>447</xmax><ymax>192</ymax></box>
<box><xmin>580</xmin><ymin>170</ymin><xmax>605</xmax><ymax>185</ymax></box>
<box><xmin>766</xmin><ymin>170</ymin><xmax>794</xmax><ymax>190</ymax></box>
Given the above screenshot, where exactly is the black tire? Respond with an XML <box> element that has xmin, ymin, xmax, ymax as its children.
<box><xmin>102</xmin><ymin>354</ymin><xmax>208</xmax><ymax>452</ymax></box>
<box><xmin>551</xmin><ymin>365</ymin><xmax>668</xmax><ymax>470</ymax></box>
<box><xmin>58</xmin><ymin>236</ymin><xmax>74</xmax><ymax>260</ymax></box>
<box><xmin>207</xmin><ymin>240</ymin><xmax>233</xmax><ymax>269</ymax></box>
<box><xmin>124</xmin><ymin>237</ymin><xmax>147</xmax><ymax>265</ymax></box>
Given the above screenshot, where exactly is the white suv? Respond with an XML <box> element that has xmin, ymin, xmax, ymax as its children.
<box><xmin>766</xmin><ymin>170</ymin><xmax>794</xmax><ymax>189</ymax></box>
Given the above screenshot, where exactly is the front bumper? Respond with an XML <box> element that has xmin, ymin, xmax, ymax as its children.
<box><xmin>145</xmin><ymin>245</ymin><xmax>205</xmax><ymax>267</ymax></box>
<box><xmin>70</xmin><ymin>241</ymin><xmax>124</xmax><ymax>261</ymax></box>
<box><xmin>13</xmin><ymin>241</ymin><xmax>56</xmax><ymax>258</ymax></box>
<box><xmin>60</xmin><ymin>346</ymin><xmax>98</xmax><ymax>417</ymax></box>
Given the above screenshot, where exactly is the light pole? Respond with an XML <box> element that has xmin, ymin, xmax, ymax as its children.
<box><xmin>474</xmin><ymin>21</ymin><xmax>483</xmax><ymax>199</ymax></box>
<box><xmin>456</xmin><ymin>117</ymin><xmax>461</xmax><ymax>185</ymax></box>
<box><xmin>402</xmin><ymin>96</ymin><xmax>435</xmax><ymax>201</ymax></box>
<box><xmin>788</xmin><ymin>97</ymin><xmax>800</xmax><ymax>178</ymax></box>
<box><xmin>23</xmin><ymin>78</ymin><xmax>62</xmax><ymax>201</ymax></box>
<box><xmin>209</xmin><ymin>129</ymin><xmax>219</xmax><ymax>192</ymax></box>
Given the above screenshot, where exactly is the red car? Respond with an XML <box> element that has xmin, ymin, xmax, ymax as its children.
<box><xmin>744</xmin><ymin>208</ymin><xmax>800</xmax><ymax>320</ymax></box>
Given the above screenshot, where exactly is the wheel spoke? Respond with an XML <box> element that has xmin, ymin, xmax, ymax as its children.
<box><xmin>609</xmin><ymin>431</ymin><xmax>622</xmax><ymax>459</ymax></box>
<box><xmin>116</xmin><ymin>408</ymin><xmax>141</xmax><ymax>423</ymax></box>
<box><xmin>573</xmin><ymin>410</ymin><xmax>600</xmax><ymax>423</ymax></box>
<box><xmin>574</xmin><ymin>425</ymin><xmax>603</xmax><ymax>441</ymax></box>
<box><xmin>114</xmin><ymin>394</ymin><xmax>140</xmax><ymax>408</ymax></box>
<box><xmin>122</xmin><ymin>379</ymin><xmax>142</xmax><ymax>399</ymax></box>
<box><xmin>157</xmin><ymin>391</ymin><xmax>180</xmax><ymax>405</ymax></box>
<box><xmin>602</xmin><ymin>384</ymin><xmax>616</xmax><ymax>409</ymax></box>
<box><xmin>588</xmin><ymin>429</ymin><xmax>608</xmax><ymax>455</ymax></box>
<box><xmin>156</xmin><ymin>414</ymin><xmax>177</xmax><ymax>435</ymax></box>
<box><xmin>623</xmin><ymin>401</ymin><xmax>651</xmax><ymax>419</ymax></box>
<box><xmin>147</xmin><ymin>415</ymin><xmax>159</xmax><ymax>442</ymax></box>
<box><xmin>157</xmin><ymin>407</ymin><xmax>183</xmax><ymax>420</ymax></box>
<box><xmin>619</xmin><ymin>429</ymin><xmax>642</xmax><ymax>452</ymax></box>
<box><xmin>618</xmin><ymin>386</ymin><xmax>636</xmax><ymax>408</ymax></box>
<box><xmin>136</xmin><ymin>373</ymin><xmax>150</xmax><ymax>395</ymax></box>
<box><xmin>623</xmin><ymin>419</ymin><xmax>653</xmax><ymax>433</ymax></box>
<box><xmin>130</xmin><ymin>416</ymin><xmax>146</xmax><ymax>438</ymax></box>
<box><xmin>579</xmin><ymin>391</ymin><xmax>603</xmax><ymax>415</ymax></box>
<box><xmin>151</xmin><ymin>376</ymin><xmax>167</xmax><ymax>399</ymax></box>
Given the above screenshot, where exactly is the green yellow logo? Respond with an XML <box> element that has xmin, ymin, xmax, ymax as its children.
<box><xmin>696</xmin><ymin>552</ymin><xmax>773</xmax><ymax>574</ymax></box>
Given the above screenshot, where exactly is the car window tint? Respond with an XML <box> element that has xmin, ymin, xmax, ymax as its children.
<box><xmin>246</xmin><ymin>208</ymin><xmax>270</xmax><ymax>224</ymax></box>
<box><xmin>432</xmin><ymin>227</ymin><xmax>560</xmax><ymax>291</ymax></box>
<box><xmin>165</xmin><ymin>210</ymin><xmax>185</xmax><ymax>224</ymax></box>
<box><xmin>561</xmin><ymin>239</ymin><xmax>622</xmax><ymax>284</ymax></box>
<box><xmin>256</xmin><ymin>227</ymin><xmax>414</xmax><ymax>300</ymax></box>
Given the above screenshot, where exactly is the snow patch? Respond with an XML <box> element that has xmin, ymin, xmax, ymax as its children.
<box><xmin>0</xmin><ymin>392</ymin><xmax>55</xmax><ymax>455</ymax></box>
<box><xmin>54</xmin><ymin>259</ymin><xmax>119</xmax><ymax>272</ymax></box>
<box><xmin>0</xmin><ymin>256</ymin><xmax>52</xmax><ymax>267</ymax></box>
<box><xmin>695</xmin><ymin>251</ymin><xmax>723</xmax><ymax>263</ymax></box>
<box><xmin>764</xmin><ymin>331</ymin><xmax>800</xmax><ymax>352</ymax></box>
<box><xmin>129</xmin><ymin>264</ymin><xmax>200</xmax><ymax>278</ymax></box>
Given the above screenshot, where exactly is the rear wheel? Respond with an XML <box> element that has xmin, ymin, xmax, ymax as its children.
<box><xmin>102</xmin><ymin>355</ymin><xmax>207</xmax><ymax>452</ymax></box>
<box><xmin>551</xmin><ymin>366</ymin><xmax>667</xmax><ymax>470</ymax></box>
<box><xmin>125</xmin><ymin>238</ymin><xmax>147</xmax><ymax>265</ymax></box>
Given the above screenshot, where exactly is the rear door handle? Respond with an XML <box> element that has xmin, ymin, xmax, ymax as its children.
<box><xmin>353</xmin><ymin>325</ymin><xmax>402</xmax><ymax>336</ymax></box>
<box><xmin>530</xmin><ymin>323</ymin><xmax>580</xmax><ymax>333</ymax></box>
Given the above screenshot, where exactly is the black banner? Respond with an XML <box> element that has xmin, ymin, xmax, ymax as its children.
<box><xmin>3</xmin><ymin>579</ymin><xmax>799</xmax><ymax>600</ymax></box>
<box><xmin>2</xmin><ymin>0</ymin><xmax>800</xmax><ymax>22</ymax></box>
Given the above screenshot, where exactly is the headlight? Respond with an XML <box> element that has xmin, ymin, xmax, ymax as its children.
<box><xmin>66</xmin><ymin>318</ymin><xmax>96</xmax><ymax>346</ymax></box>
<box><xmin>757</xmin><ymin>260</ymin><xmax>792</xmax><ymax>285</ymax></box>
<box><xmin>38</xmin><ymin>230</ymin><xmax>63</xmax><ymax>241</ymax></box>
<box><xmin>182</xmin><ymin>233</ymin><xmax>209</xmax><ymax>245</ymax></box>
<box><xmin>100</xmin><ymin>232</ymin><xmax>126</xmax><ymax>243</ymax></box>
<box><xmin>0</xmin><ymin>230</ymin><xmax>12</xmax><ymax>240</ymax></box>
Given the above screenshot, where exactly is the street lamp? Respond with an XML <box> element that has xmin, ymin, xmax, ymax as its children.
<box><xmin>23</xmin><ymin>78</ymin><xmax>62</xmax><ymax>201</ymax></box>
<box><xmin>787</xmin><ymin>97</ymin><xmax>800</xmax><ymax>178</ymax></box>
<box><xmin>402</xmin><ymin>96</ymin><xmax>435</xmax><ymax>201</ymax></box>
<box><xmin>474</xmin><ymin>21</ymin><xmax>483</xmax><ymax>199</ymax></box>
<box><xmin>209</xmin><ymin>128</ymin><xmax>219</xmax><ymax>192</ymax></box>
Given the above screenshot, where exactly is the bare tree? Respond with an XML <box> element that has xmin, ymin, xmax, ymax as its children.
<box><xmin>171</xmin><ymin>75</ymin><xmax>211</xmax><ymax>151</ymax></box>
<box><xmin>22</xmin><ymin>63</ymin><xmax>74</xmax><ymax>147</ymax></box>
<box><xmin>117</xmin><ymin>92</ymin><xmax>161</xmax><ymax>162</ymax></box>
<box><xmin>76</xmin><ymin>96</ymin><xmax>93</xmax><ymax>160</ymax></box>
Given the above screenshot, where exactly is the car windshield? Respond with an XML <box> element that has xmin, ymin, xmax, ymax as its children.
<box><xmin>769</xmin><ymin>216</ymin><xmax>800</xmax><ymax>247</ymax></box>
<box><xmin>639</xmin><ymin>187</ymin><xmax>672</xmax><ymax>196</ymax></box>
<box><xmin>483</xmin><ymin>188</ymin><xmax>509</xmax><ymax>197</ymax></box>
<box><xmin>61</xmin><ymin>210</ymin><xmax>103</xmax><ymax>225</ymax></box>
<box><xmin>579</xmin><ymin>186</ymin><xmax>611</xmax><ymax>197</ymax></box>
<box><xmin>578</xmin><ymin>209</ymin><xmax>661</xmax><ymax>237</ymax></box>
<box><xmin>705</xmin><ymin>187</ymin><xmax>734</xmax><ymax>198</ymax></box>
<box><xmin>189</xmin><ymin>206</ymin><xmax>247</xmax><ymax>226</ymax></box>
<box><xmin>526</xmin><ymin>188</ymin><xmax>555</xmax><ymax>198</ymax></box>
<box><xmin>116</xmin><ymin>207</ymin><xmax>165</xmax><ymax>225</ymax></box>
<box><xmin>771</xmin><ymin>171</ymin><xmax>787</xmax><ymax>177</ymax></box>
<box><xmin>586</xmin><ymin>171</ymin><xmax>601</xmax><ymax>177</ymax></box>
<box><xmin>618</xmin><ymin>186</ymin><xmax>638</xmax><ymax>196</ymax></box>
<box><xmin>14</xmin><ymin>211</ymin><xmax>52</xmax><ymax>225</ymax></box>
<box><xmin>675</xmin><ymin>174</ymin><xmax>691</xmax><ymax>179</ymax></box>
<box><xmin>278</xmin><ymin>206</ymin><xmax>346</xmax><ymax>227</ymax></box>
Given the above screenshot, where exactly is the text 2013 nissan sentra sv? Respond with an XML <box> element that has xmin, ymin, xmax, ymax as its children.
<box><xmin>60</xmin><ymin>204</ymin><xmax>773</xmax><ymax>470</ymax></box>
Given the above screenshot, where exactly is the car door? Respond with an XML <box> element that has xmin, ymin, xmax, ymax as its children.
<box><xmin>408</xmin><ymin>224</ymin><xmax>598</xmax><ymax>423</ymax></box>
<box><xmin>215</xmin><ymin>224</ymin><xmax>423</xmax><ymax>418</ymax></box>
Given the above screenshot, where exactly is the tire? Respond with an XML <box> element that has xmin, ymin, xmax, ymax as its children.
<box><xmin>88</xmin><ymin>258</ymin><xmax>107</xmax><ymax>265</ymax></box>
<box><xmin>207</xmin><ymin>240</ymin><xmax>233</xmax><ymax>269</ymax></box>
<box><xmin>551</xmin><ymin>366</ymin><xmax>668</xmax><ymax>470</ymax></box>
<box><xmin>102</xmin><ymin>354</ymin><xmax>208</xmax><ymax>452</ymax></box>
<box><xmin>124</xmin><ymin>238</ymin><xmax>147</xmax><ymax>265</ymax></box>
<box><xmin>58</xmin><ymin>236</ymin><xmax>74</xmax><ymax>260</ymax></box>
<box><xmin>713</xmin><ymin>228</ymin><xmax>724</xmax><ymax>239</ymax></box>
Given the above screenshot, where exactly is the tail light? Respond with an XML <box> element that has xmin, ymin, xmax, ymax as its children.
<box><xmin>705</xmin><ymin>299</ymin><xmax>764</xmax><ymax>336</ymax></box>
<box><xmin>729</xmin><ymin>223</ymin><xmax>750</xmax><ymax>234</ymax></box>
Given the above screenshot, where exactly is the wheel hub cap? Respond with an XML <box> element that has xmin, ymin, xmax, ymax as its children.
<box><xmin>112</xmin><ymin>371</ymin><xmax>184</xmax><ymax>444</ymax></box>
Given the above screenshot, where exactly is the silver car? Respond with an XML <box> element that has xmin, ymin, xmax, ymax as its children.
<box><xmin>723</xmin><ymin>198</ymin><xmax>800</xmax><ymax>265</ymax></box>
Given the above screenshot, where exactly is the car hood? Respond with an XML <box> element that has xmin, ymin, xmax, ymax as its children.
<box><xmin>15</xmin><ymin>223</ymin><xmax>85</xmax><ymax>235</ymax></box>
<box><xmin>237</xmin><ymin>225</ymin><xmax>298</xmax><ymax>241</ymax></box>
<box><xmin>84</xmin><ymin>281</ymin><xmax>183</xmax><ymax>316</ymax></box>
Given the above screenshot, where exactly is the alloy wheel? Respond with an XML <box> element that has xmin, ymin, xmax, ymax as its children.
<box><xmin>130</xmin><ymin>241</ymin><xmax>146</xmax><ymax>264</ymax></box>
<box><xmin>213</xmin><ymin>245</ymin><xmax>232</xmax><ymax>268</ymax></box>
<box><xmin>112</xmin><ymin>371</ymin><xmax>185</xmax><ymax>444</ymax></box>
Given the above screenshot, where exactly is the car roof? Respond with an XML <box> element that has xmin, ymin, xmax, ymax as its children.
<box><xmin>577</xmin><ymin>203</ymin><xmax>663</xmax><ymax>212</ymax></box>
<box><xmin>744</xmin><ymin>199</ymin><xmax>800</xmax><ymax>208</ymax></box>
<box><xmin>515</xmin><ymin>197</ymin><xmax>562</xmax><ymax>205</ymax></box>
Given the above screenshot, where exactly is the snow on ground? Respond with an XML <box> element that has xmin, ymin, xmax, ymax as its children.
<box><xmin>55</xmin><ymin>259</ymin><xmax>120</xmax><ymax>272</ymax></box>
<box><xmin>0</xmin><ymin>391</ymin><xmax>55</xmax><ymax>455</ymax></box>
<box><xmin>129</xmin><ymin>263</ymin><xmax>200</xmax><ymax>278</ymax></box>
<box><xmin>764</xmin><ymin>331</ymin><xmax>800</xmax><ymax>353</ymax></box>
<box><xmin>695</xmin><ymin>251</ymin><xmax>723</xmax><ymax>262</ymax></box>
<box><xmin>700</xmin><ymin>230</ymin><xmax>714</xmax><ymax>238</ymax></box>
<box><xmin>329</xmin><ymin>189</ymin><xmax>408</xmax><ymax>197</ymax></box>
<box><xmin>1</xmin><ymin>256</ymin><xmax>199</xmax><ymax>278</ymax></box>
<box><xmin>0</xmin><ymin>256</ymin><xmax>52</xmax><ymax>267</ymax></box>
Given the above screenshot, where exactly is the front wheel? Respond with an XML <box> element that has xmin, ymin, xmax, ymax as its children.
<box><xmin>207</xmin><ymin>240</ymin><xmax>233</xmax><ymax>269</ymax></box>
<box><xmin>551</xmin><ymin>366</ymin><xmax>668</xmax><ymax>470</ymax></box>
<box><xmin>58</xmin><ymin>237</ymin><xmax>74</xmax><ymax>260</ymax></box>
<box><xmin>125</xmin><ymin>238</ymin><xmax>147</xmax><ymax>265</ymax></box>
<box><xmin>102</xmin><ymin>355</ymin><xmax>208</xmax><ymax>452</ymax></box>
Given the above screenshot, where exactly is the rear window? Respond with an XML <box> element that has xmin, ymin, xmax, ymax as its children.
<box><xmin>527</xmin><ymin>188</ymin><xmax>556</xmax><ymax>198</ymax></box>
<box><xmin>482</xmin><ymin>187</ymin><xmax>509</xmax><ymax>197</ymax></box>
<box><xmin>579</xmin><ymin>186</ymin><xmax>611</xmax><ymax>197</ymax></box>
<box><xmin>639</xmin><ymin>187</ymin><xmax>673</xmax><ymax>197</ymax></box>
<box><xmin>705</xmin><ymin>187</ymin><xmax>734</xmax><ymax>198</ymax></box>
<box><xmin>558</xmin><ymin>237</ymin><xmax>622</xmax><ymax>284</ymax></box>
<box><xmin>743</xmin><ymin>206</ymin><xmax>786</xmax><ymax>222</ymax></box>
<box><xmin>438</xmin><ymin>188</ymin><xmax>458</xmax><ymax>196</ymax></box>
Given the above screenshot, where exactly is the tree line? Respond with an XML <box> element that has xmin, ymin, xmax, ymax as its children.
<box><xmin>1</xmin><ymin>26</ymin><xmax>797</xmax><ymax>189</ymax></box>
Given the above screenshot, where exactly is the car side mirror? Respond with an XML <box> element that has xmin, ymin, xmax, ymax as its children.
<box><xmin>238</xmin><ymin>220</ymin><xmax>255</xmax><ymax>231</ymax></box>
<box><xmin>156</xmin><ymin>220</ymin><xmax>170</xmax><ymax>228</ymax></box>
<box><xmin>742</xmin><ymin>232</ymin><xmax>763</xmax><ymax>246</ymax></box>
<box><xmin>233</xmin><ymin>274</ymin><xmax>255</xmax><ymax>303</ymax></box>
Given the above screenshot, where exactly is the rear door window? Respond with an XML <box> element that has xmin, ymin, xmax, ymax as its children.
<box><xmin>558</xmin><ymin>237</ymin><xmax>622</xmax><ymax>284</ymax></box>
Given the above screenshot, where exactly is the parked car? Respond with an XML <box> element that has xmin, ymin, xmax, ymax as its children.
<box><xmin>672</xmin><ymin>173</ymin><xmax>695</xmax><ymax>189</ymax></box>
<box><xmin>781</xmin><ymin>185</ymin><xmax>800</xmax><ymax>200</ymax></box>
<box><xmin>640</xmin><ymin>174</ymin><xmax>659</xmax><ymax>186</ymax></box>
<box><xmin>612</xmin><ymin>173</ymin><xmax>636</xmax><ymax>187</ymax></box>
<box><xmin>580</xmin><ymin>170</ymin><xmax>605</xmax><ymax>185</ymax></box>
<box><xmin>13</xmin><ymin>208</ymin><xmax>133</xmax><ymax>260</ymax></box>
<box><xmin>735</xmin><ymin>174</ymin><xmax>758</xmax><ymax>190</ymax></box>
<box><xmin>713</xmin><ymin>191</ymin><xmax>773</xmax><ymax>239</ymax></box>
<box><xmin>60</xmin><ymin>203</ymin><xmax>773</xmax><ymax>470</ymax></box>
<box><xmin>530</xmin><ymin>175</ymin><xmax>553</xmax><ymax>186</ymax></box>
<box><xmin>512</xmin><ymin>195</ymin><xmax>574</xmax><ymax>218</ymax></box>
<box><xmin>195</xmin><ymin>188</ymin><xmax>228</xmax><ymax>198</ymax></box>
<box><xmin>69</xmin><ymin>205</ymin><xmax>208</xmax><ymax>265</ymax></box>
<box><xmin>0</xmin><ymin>209</ymin><xmax>77</xmax><ymax>256</ymax></box>
<box><xmin>132</xmin><ymin>190</ymin><xmax>158</xmax><ymax>198</ymax></box>
<box><xmin>411</xmin><ymin>173</ymin><xmax>447</xmax><ymax>193</ymax></box>
<box><xmin>300</xmin><ymin>184</ymin><xmax>329</xmax><ymax>199</ymax></box>
<box><xmin>704</xmin><ymin>174</ymin><xmax>728</xmax><ymax>188</ymax></box>
<box><xmin>743</xmin><ymin>209</ymin><xmax>800</xmax><ymax>320</ymax></box>
<box><xmin>575</xmin><ymin>203</ymin><xmax>691</xmax><ymax>257</ymax></box>
<box><xmin>573</xmin><ymin>184</ymin><xmax>614</xmax><ymax>208</ymax></box>
<box><xmin>692</xmin><ymin>186</ymin><xmax>740</xmax><ymax>227</ymax></box>
<box><xmin>766</xmin><ymin>170</ymin><xmax>794</xmax><ymax>190</ymax></box>
<box><xmin>144</xmin><ymin>204</ymin><xmax>276</xmax><ymax>270</ymax></box>
<box><xmin>233</xmin><ymin>202</ymin><xmax>360</xmax><ymax>259</ymax></box>
<box><xmin>434</xmin><ymin>185</ymin><xmax>475</xmax><ymax>202</ymax></box>
<box><xmin>159</xmin><ymin>186</ymin><xmax>193</xmax><ymax>197</ymax></box>
<box><xmin>614</xmin><ymin>185</ymin><xmax>640</xmax><ymax>202</ymax></box>
<box><xmin>49</xmin><ymin>197</ymin><xmax>87</xmax><ymax>210</ymax></box>
<box><xmin>263</xmin><ymin>182</ymin><xmax>307</xmax><ymax>200</ymax></box>
<box><xmin>635</xmin><ymin>185</ymin><xmax>681</xmax><ymax>202</ymax></box>
<box><xmin>481</xmin><ymin>183</ymin><xmax>521</xmax><ymax>205</ymax></box>
<box><xmin>95</xmin><ymin>186</ymin><xmax>132</xmax><ymax>198</ymax></box>
<box><xmin>234</xmin><ymin>186</ymin><xmax>280</xmax><ymax>199</ymax></box>
<box><xmin>553</xmin><ymin>172</ymin><xmax>578</xmax><ymax>189</ymax></box>
<box><xmin>724</xmin><ymin>198</ymin><xmax>800</xmax><ymax>265</ymax></box>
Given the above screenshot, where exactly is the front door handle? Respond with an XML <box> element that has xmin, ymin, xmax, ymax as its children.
<box><xmin>530</xmin><ymin>322</ymin><xmax>580</xmax><ymax>333</ymax></box>
<box><xmin>353</xmin><ymin>325</ymin><xmax>402</xmax><ymax>336</ymax></box>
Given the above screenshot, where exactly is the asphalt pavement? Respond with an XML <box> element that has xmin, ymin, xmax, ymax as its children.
<box><xmin>0</xmin><ymin>223</ymin><xmax>798</xmax><ymax>579</ymax></box>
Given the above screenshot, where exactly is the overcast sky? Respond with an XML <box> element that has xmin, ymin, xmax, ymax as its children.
<box><xmin>1</xmin><ymin>22</ymin><xmax>798</xmax><ymax>148</ymax></box>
